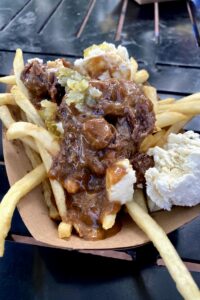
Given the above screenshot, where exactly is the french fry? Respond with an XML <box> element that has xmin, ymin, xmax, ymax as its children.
<box><xmin>24</xmin><ymin>144</ymin><xmax>59</xmax><ymax>217</ymax></box>
<box><xmin>0</xmin><ymin>105</ymin><xmax>15</xmax><ymax>129</ymax></box>
<box><xmin>0</xmin><ymin>94</ymin><xmax>15</xmax><ymax>106</ymax></box>
<box><xmin>102</xmin><ymin>214</ymin><xmax>116</xmax><ymax>230</ymax></box>
<box><xmin>19</xmin><ymin>107</ymin><xmax>40</xmax><ymax>164</ymax></box>
<box><xmin>156</xmin><ymin>112</ymin><xmax>187</xmax><ymax>128</ymax></box>
<box><xmin>166</xmin><ymin>119</ymin><xmax>191</xmax><ymax>136</ymax></box>
<box><xmin>143</xmin><ymin>85</ymin><xmax>158</xmax><ymax>113</ymax></box>
<box><xmin>134</xmin><ymin>69</ymin><xmax>149</xmax><ymax>84</ymax></box>
<box><xmin>24</xmin><ymin>144</ymin><xmax>60</xmax><ymax>218</ymax></box>
<box><xmin>158</xmin><ymin>101</ymin><xmax>200</xmax><ymax>115</ymax></box>
<box><xmin>140</xmin><ymin>130</ymin><xmax>166</xmax><ymax>152</ymax></box>
<box><xmin>126</xmin><ymin>201</ymin><xmax>200</xmax><ymax>300</ymax></box>
<box><xmin>140</xmin><ymin>134</ymin><xmax>155</xmax><ymax>152</ymax></box>
<box><xmin>42</xmin><ymin>180</ymin><xmax>60</xmax><ymax>220</ymax></box>
<box><xmin>20</xmin><ymin>109</ymin><xmax>60</xmax><ymax>220</ymax></box>
<box><xmin>133</xmin><ymin>189</ymin><xmax>148</xmax><ymax>212</ymax></box>
<box><xmin>0</xmin><ymin>163</ymin><xmax>46</xmax><ymax>256</ymax></box>
<box><xmin>23</xmin><ymin>143</ymin><xmax>41</xmax><ymax>166</ymax></box>
<box><xmin>35</xmin><ymin>142</ymin><xmax>67</xmax><ymax>220</ymax></box>
<box><xmin>0</xmin><ymin>75</ymin><xmax>16</xmax><ymax>85</ymax></box>
<box><xmin>130</xmin><ymin>57</ymin><xmax>138</xmax><ymax>80</ymax></box>
<box><xmin>48</xmin><ymin>179</ymin><xmax>68</xmax><ymax>222</ymax></box>
<box><xmin>0</xmin><ymin>105</ymin><xmax>38</xmax><ymax>152</ymax></box>
<box><xmin>158</xmin><ymin>93</ymin><xmax>200</xmax><ymax>110</ymax></box>
<box><xmin>158</xmin><ymin>98</ymin><xmax>175</xmax><ymax>105</ymax></box>
<box><xmin>178</xmin><ymin>92</ymin><xmax>200</xmax><ymax>103</ymax></box>
<box><xmin>11</xmin><ymin>86</ymin><xmax>44</xmax><ymax>127</ymax></box>
<box><xmin>158</xmin><ymin>106</ymin><xmax>169</xmax><ymax>114</ymax></box>
<box><xmin>7</xmin><ymin>122</ymin><xmax>59</xmax><ymax>155</ymax></box>
<box><xmin>147</xmin><ymin>130</ymin><xmax>165</xmax><ymax>151</ymax></box>
<box><xmin>13</xmin><ymin>48</ymin><xmax>29</xmax><ymax>98</ymax></box>
<box><xmin>58</xmin><ymin>222</ymin><xmax>72</xmax><ymax>238</ymax></box>
<box><xmin>20</xmin><ymin>112</ymin><xmax>60</xmax><ymax>221</ymax></box>
<box><xmin>156</xmin><ymin>118</ymin><xmax>192</xmax><ymax>148</ymax></box>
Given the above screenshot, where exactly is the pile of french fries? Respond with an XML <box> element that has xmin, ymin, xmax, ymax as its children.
<box><xmin>0</xmin><ymin>49</ymin><xmax>199</xmax><ymax>299</ymax></box>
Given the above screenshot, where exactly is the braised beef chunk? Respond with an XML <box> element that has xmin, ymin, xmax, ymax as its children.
<box><xmin>49</xmin><ymin>78</ymin><xmax>155</xmax><ymax>239</ymax></box>
<box><xmin>91</xmin><ymin>79</ymin><xmax>155</xmax><ymax>145</ymax></box>
<box><xmin>48</xmin><ymin>73</ymin><xmax>65</xmax><ymax>105</ymax></box>
<box><xmin>21</xmin><ymin>61</ymin><xmax>49</xmax><ymax>104</ymax></box>
<box><xmin>61</xmin><ymin>58</ymin><xmax>72</xmax><ymax>68</ymax></box>
<box><xmin>131</xmin><ymin>153</ymin><xmax>154</xmax><ymax>184</ymax></box>
<box><xmin>21</xmin><ymin>61</ymin><xmax>65</xmax><ymax>106</ymax></box>
<box><xmin>83</xmin><ymin>118</ymin><xmax>115</xmax><ymax>150</ymax></box>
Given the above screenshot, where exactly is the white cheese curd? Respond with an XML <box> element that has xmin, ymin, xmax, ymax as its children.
<box><xmin>106</xmin><ymin>159</ymin><xmax>136</xmax><ymax>205</ymax></box>
<box><xmin>46</xmin><ymin>59</ymin><xmax>68</xmax><ymax>73</ymax></box>
<box><xmin>145</xmin><ymin>131</ymin><xmax>200</xmax><ymax>210</ymax></box>
<box><xmin>27</xmin><ymin>57</ymin><xmax>43</xmax><ymax>64</ymax></box>
<box><xmin>74</xmin><ymin>42</ymin><xmax>133</xmax><ymax>80</ymax></box>
<box><xmin>147</xmin><ymin>196</ymin><xmax>161</xmax><ymax>212</ymax></box>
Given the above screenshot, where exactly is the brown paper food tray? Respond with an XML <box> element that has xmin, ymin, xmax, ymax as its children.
<box><xmin>3</xmin><ymin>129</ymin><xmax>200</xmax><ymax>251</ymax></box>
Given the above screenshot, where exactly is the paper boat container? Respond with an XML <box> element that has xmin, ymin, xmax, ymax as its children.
<box><xmin>3</xmin><ymin>130</ymin><xmax>200</xmax><ymax>250</ymax></box>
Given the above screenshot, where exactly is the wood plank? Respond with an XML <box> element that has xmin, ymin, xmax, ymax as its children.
<box><xmin>0</xmin><ymin>0</ymin><xmax>28</xmax><ymax>31</ymax></box>
<box><xmin>150</xmin><ymin>65</ymin><xmax>200</xmax><ymax>94</ymax></box>
<box><xmin>0</xmin><ymin>0</ymin><xmax>62</xmax><ymax>34</ymax></box>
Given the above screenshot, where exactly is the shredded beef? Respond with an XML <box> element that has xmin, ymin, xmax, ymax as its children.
<box><xmin>131</xmin><ymin>153</ymin><xmax>154</xmax><ymax>184</ymax></box>
<box><xmin>49</xmin><ymin>79</ymin><xmax>155</xmax><ymax>239</ymax></box>
<box><xmin>20</xmin><ymin>60</ymin><xmax>67</xmax><ymax>107</ymax></box>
